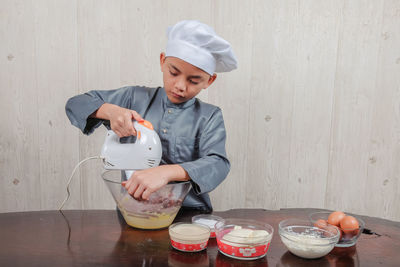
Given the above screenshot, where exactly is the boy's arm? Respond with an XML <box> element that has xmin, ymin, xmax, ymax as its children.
<box><xmin>65</xmin><ymin>86</ymin><xmax>152</xmax><ymax>135</ymax></box>
<box><xmin>65</xmin><ymin>91</ymin><xmax>106</xmax><ymax>134</ymax></box>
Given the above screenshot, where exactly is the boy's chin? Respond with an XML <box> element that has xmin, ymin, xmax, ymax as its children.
<box><xmin>167</xmin><ymin>95</ymin><xmax>186</xmax><ymax>104</ymax></box>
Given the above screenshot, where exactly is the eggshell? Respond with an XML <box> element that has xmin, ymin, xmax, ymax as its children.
<box><xmin>323</xmin><ymin>225</ymin><xmax>340</xmax><ymax>239</ymax></box>
<box><xmin>314</xmin><ymin>219</ymin><xmax>328</xmax><ymax>229</ymax></box>
<box><xmin>352</xmin><ymin>229</ymin><xmax>360</xmax><ymax>236</ymax></box>
<box><xmin>343</xmin><ymin>232</ymin><xmax>355</xmax><ymax>240</ymax></box>
<box><xmin>328</xmin><ymin>211</ymin><xmax>346</xmax><ymax>226</ymax></box>
<box><xmin>340</xmin><ymin>216</ymin><xmax>359</xmax><ymax>234</ymax></box>
<box><xmin>339</xmin><ymin>228</ymin><xmax>344</xmax><ymax>241</ymax></box>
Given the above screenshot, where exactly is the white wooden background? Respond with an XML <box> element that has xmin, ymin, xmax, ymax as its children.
<box><xmin>1</xmin><ymin>0</ymin><xmax>399</xmax><ymax>221</ymax></box>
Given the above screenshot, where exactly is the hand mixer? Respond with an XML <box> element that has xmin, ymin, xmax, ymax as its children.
<box><xmin>101</xmin><ymin>120</ymin><xmax>162</xmax><ymax>170</ymax></box>
<box><xmin>59</xmin><ymin>120</ymin><xmax>162</xmax><ymax>210</ymax></box>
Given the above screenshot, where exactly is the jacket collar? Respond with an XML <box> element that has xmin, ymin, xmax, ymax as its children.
<box><xmin>161</xmin><ymin>88</ymin><xmax>196</xmax><ymax>109</ymax></box>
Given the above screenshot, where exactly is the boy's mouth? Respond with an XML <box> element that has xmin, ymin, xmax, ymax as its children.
<box><xmin>172</xmin><ymin>92</ymin><xmax>184</xmax><ymax>99</ymax></box>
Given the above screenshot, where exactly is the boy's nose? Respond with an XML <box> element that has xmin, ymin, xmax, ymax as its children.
<box><xmin>175</xmin><ymin>77</ymin><xmax>187</xmax><ymax>92</ymax></box>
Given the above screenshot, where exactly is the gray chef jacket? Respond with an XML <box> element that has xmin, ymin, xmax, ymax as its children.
<box><xmin>65</xmin><ymin>86</ymin><xmax>230</xmax><ymax>212</ymax></box>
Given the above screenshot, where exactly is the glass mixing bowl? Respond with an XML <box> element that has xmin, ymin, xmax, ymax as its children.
<box><xmin>102</xmin><ymin>170</ymin><xmax>191</xmax><ymax>230</ymax></box>
<box><xmin>279</xmin><ymin>218</ymin><xmax>340</xmax><ymax>259</ymax></box>
<box><xmin>309</xmin><ymin>211</ymin><xmax>365</xmax><ymax>247</ymax></box>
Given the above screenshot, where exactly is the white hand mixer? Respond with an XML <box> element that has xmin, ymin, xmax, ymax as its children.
<box><xmin>59</xmin><ymin>120</ymin><xmax>162</xmax><ymax>210</ymax></box>
<box><xmin>101</xmin><ymin>120</ymin><xmax>162</xmax><ymax>170</ymax></box>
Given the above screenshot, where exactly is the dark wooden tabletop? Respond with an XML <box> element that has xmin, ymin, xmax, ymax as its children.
<box><xmin>0</xmin><ymin>208</ymin><xmax>399</xmax><ymax>266</ymax></box>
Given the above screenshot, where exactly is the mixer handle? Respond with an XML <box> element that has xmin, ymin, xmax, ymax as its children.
<box><xmin>134</xmin><ymin>120</ymin><xmax>155</xmax><ymax>141</ymax></box>
<box><xmin>105</xmin><ymin>120</ymin><xmax>155</xmax><ymax>143</ymax></box>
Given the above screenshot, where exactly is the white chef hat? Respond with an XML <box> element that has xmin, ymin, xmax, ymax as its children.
<box><xmin>165</xmin><ymin>20</ymin><xmax>238</xmax><ymax>75</ymax></box>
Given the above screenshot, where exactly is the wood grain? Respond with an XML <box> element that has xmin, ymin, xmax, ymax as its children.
<box><xmin>34</xmin><ymin>0</ymin><xmax>81</xmax><ymax>210</ymax></box>
<box><xmin>0</xmin><ymin>0</ymin><xmax>41</xmax><ymax>211</ymax></box>
<box><xmin>210</xmin><ymin>0</ymin><xmax>255</xmax><ymax>210</ymax></box>
<box><xmin>325</xmin><ymin>0</ymin><xmax>385</xmax><ymax>215</ymax></box>
<box><xmin>0</xmin><ymin>209</ymin><xmax>399</xmax><ymax>266</ymax></box>
<box><xmin>77</xmin><ymin>0</ymin><xmax>121</xmax><ymax>209</ymax></box>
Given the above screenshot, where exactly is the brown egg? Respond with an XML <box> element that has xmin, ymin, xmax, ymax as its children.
<box><xmin>328</xmin><ymin>211</ymin><xmax>346</xmax><ymax>226</ymax></box>
<box><xmin>343</xmin><ymin>232</ymin><xmax>355</xmax><ymax>241</ymax></box>
<box><xmin>314</xmin><ymin>219</ymin><xmax>328</xmax><ymax>229</ymax></box>
<box><xmin>339</xmin><ymin>228</ymin><xmax>344</xmax><ymax>241</ymax></box>
<box><xmin>343</xmin><ymin>228</ymin><xmax>360</xmax><ymax>240</ymax></box>
<box><xmin>352</xmin><ymin>228</ymin><xmax>360</xmax><ymax>236</ymax></box>
<box><xmin>324</xmin><ymin>225</ymin><xmax>341</xmax><ymax>239</ymax></box>
<box><xmin>340</xmin><ymin>216</ymin><xmax>359</xmax><ymax>234</ymax></box>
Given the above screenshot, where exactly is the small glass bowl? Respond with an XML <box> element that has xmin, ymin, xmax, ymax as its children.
<box><xmin>309</xmin><ymin>211</ymin><xmax>365</xmax><ymax>247</ymax></box>
<box><xmin>279</xmin><ymin>219</ymin><xmax>340</xmax><ymax>259</ymax></box>
<box><xmin>192</xmin><ymin>214</ymin><xmax>223</xmax><ymax>238</ymax></box>
<box><xmin>215</xmin><ymin>218</ymin><xmax>273</xmax><ymax>260</ymax></box>
<box><xmin>168</xmin><ymin>222</ymin><xmax>211</xmax><ymax>252</ymax></box>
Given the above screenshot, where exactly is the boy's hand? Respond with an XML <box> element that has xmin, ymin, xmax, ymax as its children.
<box><xmin>121</xmin><ymin>165</ymin><xmax>190</xmax><ymax>200</ymax></box>
<box><xmin>93</xmin><ymin>103</ymin><xmax>143</xmax><ymax>137</ymax></box>
<box><xmin>122</xmin><ymin>167</ymin><xmax>169</xmax><ymax>200</ymax></box>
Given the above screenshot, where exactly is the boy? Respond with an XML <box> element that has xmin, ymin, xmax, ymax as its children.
<box><xmin>66</xmin><ymin>20</ymin><xmax>237</xmax><ymax>213</ymax></box>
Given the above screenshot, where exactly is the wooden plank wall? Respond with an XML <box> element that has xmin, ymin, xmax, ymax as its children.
<box><xmin>1</xmin><ymin>0</ymin><xmax>399</xmax><ymax>221</ymax></box>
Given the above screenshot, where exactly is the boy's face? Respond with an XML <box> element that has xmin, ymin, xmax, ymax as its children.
<box><xmin>160</xmin><ymin>53</ymin><xmax>217</xmax><ymax>104</ymax></box>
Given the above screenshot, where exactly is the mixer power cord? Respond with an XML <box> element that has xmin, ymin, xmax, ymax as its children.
<box><xmin>58</xmin><ymin>156</ymin><xmax>104</xmax><ymax>210</ymax></box>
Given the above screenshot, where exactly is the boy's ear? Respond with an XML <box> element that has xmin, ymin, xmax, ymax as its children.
<box><xmin>205</xmin><ymin>74</ymin><xmax>217</xmax><ymax>89</ymax></box>
<box><xmin>160</xmin><ymin>52</ymin><xmax>166</xmax><ymax>69</ymax></box>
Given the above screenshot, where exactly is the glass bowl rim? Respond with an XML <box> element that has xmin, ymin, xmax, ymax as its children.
<box><xmin>192</xmin><ymin>214</ymin><xmax>224</xmax><ymax>229</ymax></box>
<box><xmin>308</xmin><ymin>211</ymin><xmax>366</xmax><ymax>230</ymax></box>
<box><xmin>169</xmin><ymin>222</ymin><xmax>211</xmax><ymax>237</ymax></box>
<box><xmin>192</xmin><ymin>214</ymin><xmax>224</xmax><ymax>222</ymax></box>
<box><xmin>279</xmin><ymin>218</ymin><xmax>341</xmax><ymax>236</ymax></box>
<box><xmin>215</xmin><ymin>218</ymin><xmax>274</xmax><ymax>244</ymax></box>
<box><xmin>101</xmin><ymin>170</ymin><xmax>191</xmax><ymax>187</ymax></box>
<box><xmin>278</xmin><ymin>218</ymin><xmax>340</xmax><ymax>245</ymax></box>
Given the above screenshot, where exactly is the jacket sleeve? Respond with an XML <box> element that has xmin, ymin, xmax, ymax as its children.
<box><xmin>179</xmin><ymin>108</ymin><xmax>230</xmax><ymax>194</ymax></box>
<box><xmin>65</xmin><ymin>87</ymin><xmax>136</xmax><ymax>135</ymax></box>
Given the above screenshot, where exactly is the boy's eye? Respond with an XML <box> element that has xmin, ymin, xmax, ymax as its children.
<box><xmin>169</xmin><ymin>70</ymin><xmax>178</xmax><ymax>76</ymax></box>
<box><xmin>189</xmin><ymin>80</ymin><xmax>199</xmax><ymax>85</ymax></box>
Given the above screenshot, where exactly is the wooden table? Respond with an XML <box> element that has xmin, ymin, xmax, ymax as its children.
<box><xmin>0</xmin><ymin>208</ymin><xmax>399</xmax><ymax>266</ymax></box>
